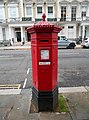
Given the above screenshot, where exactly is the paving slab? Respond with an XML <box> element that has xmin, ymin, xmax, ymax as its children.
<box><xmin>0</xmin><ymin>95</ymin><xmax>18</xmax><ymax>108</ymax></box>
<box><xmin>0</xmin><ymin>44</ymin><xmax>81</xmax><ymax>51</ymax></box>
<box><xmin>59</xmin><ymin>86</ymin><xmax>87</xmax><ymax>93</ymax></box>
<box><xmin>0</xmin><ymin>89</ymin><xmax>21</xmax><ymax>95</ymax></box>
<box><xmin>0</xmin><ymin>107</ymin><xmax>11</xmax><ymax>120</ymax></box>
<box><xmin>0</xmin><ymin>88</ymin><xmax>89</xmax><ymax>120</ymax></box>
<box><xmin>85</xmin><ymin>86</ymin><xmax>89</xmax><ymax>92</ymax></box>
<box><xmin>39</xmin><ymin>112</ymin><xmax>72</xmax><ymax>120</ymax></box>
<box><xmin>7</xmin><ymin>89</ymin><xmax>39</xmax><ymax>120</ymax></box>
<box><xmin>63</xmin><ymin>92</ymin><xmax>89</xmax><ymax>120</ymax></box>
<box><xmin>0</xmin><ymin>89</ymin><xmax>32</xmax><ymax>120</ymax></box>
<box><xmin>11</xmin><ymin>89</ymin><xmax>32</xmax><ymax>113</ymax></box>
<box><xmin>8</xmin><ymin>110</ymin><xmax>39</xmax><ymax>120</ymax></box>
<box><xmin>0</xmin><ymin>46</ymin><xmax>31</xmax><ymax>50</ymax></box>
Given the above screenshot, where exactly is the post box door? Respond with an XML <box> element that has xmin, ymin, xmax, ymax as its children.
<box><xmin>38</xmin><ymin>47</ymin><xmax>52</xmax><ymax>91</ymax></box>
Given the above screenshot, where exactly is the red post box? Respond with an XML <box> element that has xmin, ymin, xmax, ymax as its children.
<box><xmin>27</xmin><ymin>13</ymin><xmax>62</xmax><ymax>112</ymax></box>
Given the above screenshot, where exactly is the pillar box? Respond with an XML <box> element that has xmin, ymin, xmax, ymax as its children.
<box><xmin>27</xmin><ymin>13</ymin><xmax>62</xmax><ymax>112</ymax></box>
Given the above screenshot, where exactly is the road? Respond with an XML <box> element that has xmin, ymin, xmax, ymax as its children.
<box><xmin>0</xmin><ymin>49</ymin><xmax>89</xmax><ymax>88</ymax></box>
<box><xmin>58</xmin><ymin>49</ymin><xmax>89</xmax><ymax>87</ymax></box>
<box><xmin>0</xmin><ymin>50</ymin><xmax>32</xmax><ymax>89</ymax></box>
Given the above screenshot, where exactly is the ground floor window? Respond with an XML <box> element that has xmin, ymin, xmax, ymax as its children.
<box><xmin>68</xmin><ymin>26</ymin><xmax>74</xmax><ymax>38</ymax></box>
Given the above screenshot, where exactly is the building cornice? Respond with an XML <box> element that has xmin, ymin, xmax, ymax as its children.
<box><xmin>59</xmin><ymin>0</ymin><xmax>70</xmax><ymax>4</ymax></box>
<box><xmin>81</xmin><ymin>0</ymin><xmax>89</xmax><ymax>5</ymax></box>
<box><xmin>71</xmin><ymin>0</ymin><xmax>79</xmax><ymax>4</ymax></box>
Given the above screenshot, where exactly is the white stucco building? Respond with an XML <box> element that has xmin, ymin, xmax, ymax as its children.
<box><xmin>0</xmin><ymin>0</ymin><xmax>89</xmax><ymax>45</ymax></box>
<box><xmin>57</xmin><ymin>0</ymin><xmax>89</xmax><ymax>40</ymax></box>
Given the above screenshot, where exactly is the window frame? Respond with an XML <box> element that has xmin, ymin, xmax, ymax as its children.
<box><xmin>25</xmin><ymin>5</ymin><xmax>32</xmax><ymax>17</ymax></box>
<box><xmin>37</xmin><ymin>6</ymin><xmax>42</xmax><ymax>14</ymax></box>
<box><xmin>71</xmin><ymin>6</ymin><xmax>76</xmax><ymax>21</ymax></box>
<box><xmin>81</xmin><ymin>6</ymin><xmax>87</xmax><ymax>20</ymax></box>
<box><xmin>68</xmin><ymin>26</ymin><xmax>74</xmax><ymax>29</ymax></box>
<box><xmin>0</xmin><ymin>5</ymin><xmax>5</xmax><ymax>20</ymax></box>
<box><xmin>47</xmin><ymin>5</ymin><xmax>54</xmax><ymax>18</ymax></box>
<box><xmin>36</xmin><ymin>5</ymin><xmax>43</xmax><ymax>18</ymax></box>
<box><xmin>8</xmin><ymin>4</ymin><xmax>18</xmax><ymax>18</ymax></box>
<box><xmin>61</xmin><ymin>6</ymin><xmax>66</xmax><ymax>21</ymax></box>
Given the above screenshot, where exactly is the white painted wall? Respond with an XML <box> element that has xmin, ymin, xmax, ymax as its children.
<box><xmin>1</xmin><ymin>0</ymin><xmax>89</xmax><ymax>43</ymax></box>
<box><xmin>0</xmin><ymin>27</ymin><xmax>3</xmax><ymax>41</ymax></box>
<box><xmin>59</xmin><ymin>23</ymin><xmax>76</xmax><ymax>39</ymax></box>
<box><xmin>19</xmin><ymin>0</ymin><xmax>24</xmax><ymax>17</ymax></box>
<box><xmin>86</xmin><ymin>27</ymin><xmax>89</xmax><ymax>37</ymax></box>
<box><xmin>0</xmin><ymin>5</ymin><xmax>5</xmax><ymax>20</ymax></box>
<box><xmin>66</xmin><ymin>3</ymin><xmax>71</xmax><ymax>21</ymax></box>
<box><xmin>6</xmin><ymin>27</ymin><xmax>9</xmax><ymax>40</ymax></box>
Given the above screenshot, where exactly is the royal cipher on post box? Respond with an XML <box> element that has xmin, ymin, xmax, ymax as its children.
<box><xmin>27</xmin><ymin>13</ymin><xmax>62</xmax><ymax>112</ymax></box>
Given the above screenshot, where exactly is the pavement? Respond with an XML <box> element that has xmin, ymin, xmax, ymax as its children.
<box><xmin>0</xmin><ymin>43</ymin><xmax>88</xmax><ymax>120</ymax></box>
<box><xmin>0</xmin><ymin>87</ymin><xmax>89</xmax><ymax>120</ymax></box>
<box><xmin>0</xmin><ymin>42</ymin><xmax>82</xmax><ymax>50</ymax></box>
<box><xmin>0</xmin><ymin>42</ymin><xmax>31</xmax><ymax>50</ymax></box>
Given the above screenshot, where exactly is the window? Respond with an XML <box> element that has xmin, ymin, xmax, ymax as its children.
<box><xmin>81</xmin><ymin>6</ymin><xmax>87</xmax><ymax>20</ymax></box>
<box><xmin>37</xmin><ymin>7</ymin><xmax>42</xmax><ymax>14</ymax></box>
<box><xmin>61</xmin><ymin>6</ymin><xmax>66</xmax><ymax>21</ymax></box>
<box><xmin>48</xmin><ymin>7</ymin><xmax>53</xmax><ymax>13</ymax></box>
<box><xmin>2</xmin><ymin>28</ymin><xmax>6</xmax><ymax>40</ymax></box>
<box><xmin>58</xmin><ymin>36</ymin><xmax>66</xmax><ymax>40</ymax></box>
<box><xmin>0</xmin><ymin>0</ymin><xmax>3</xmax><ymax>2</ymax></box>
<box><xmin>48</xmin><ymin>6</ymin><xmax>53</xmax><ymax>17</ymax></box>
<box><xmin>71</xmin><ymin>6</ymin><xmax>76</xmax><ymax>21</ymax></box>
<box><xmin>68</xmin><ymin>26</ymin><xmax>74</xmax><ymax>38</ymax></box>
<box><xmin>26</xmin><ymin>7</ymin><xmax>32</xmax><ymax>16</ymax></box>
<box><xmin>81</xmin><ymin>12</ymin><xmax>86</xmax><ymax>19</ymax></box>
<box><xmin>8</xmin><ymin>6</ymin><xmax>18</xmax><ymax>18</ymax></box>
<box><xmin>68</xmin><ymin>26</ymin><xmax>74</xmax><ymax>29</ymax></box>
<box><xmin>37</xmin><ymin>6</ymin><xmax>42</xmax><ymax>17</ymax></box>
<box><xmin>0</xmin><ymin>7</ymin><xmax>5</xmax><ymax>20</ymax></box>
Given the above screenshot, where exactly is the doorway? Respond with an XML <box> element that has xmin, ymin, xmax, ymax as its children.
<box><xmin>16</xmin><ymin>32</ymin><xmax>21</xmax><ymax>42</ymax></box>
<box><xmin>2</xmin><ymin>28</ymin><xmax>6</xmax><ymax>40</ymax></box>
<box><xmin>27</xmin><ymin>31</ymin><xmax>31</xmax><ymax>41</ymax></box>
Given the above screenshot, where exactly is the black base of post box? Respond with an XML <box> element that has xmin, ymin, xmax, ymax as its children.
<box><xmin>32</xmin><ymin>86</ymin><xmax>58</xmax><ymax>112</ymax></box>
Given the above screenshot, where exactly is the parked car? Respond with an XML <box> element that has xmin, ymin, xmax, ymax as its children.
<box><xmin>3</xmin><ymin>40</ymin><xmax>11</xmax><ymax>46</ymax></box>
<box><xmin>81</xmin><ymin>37</ymin><xmax>89</xmax><ymax>48</ymax></box>
<box><xmin>0</xmin><ymin>40</ymin><xmax>11</xmax><ymax>46</ymax></box>
<box><xmin>58</xmin><ymin>35</ymin><xmax>76</xmax><ymax>49</ymax></box>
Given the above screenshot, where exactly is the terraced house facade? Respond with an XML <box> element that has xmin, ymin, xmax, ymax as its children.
<box><xmin>0</xmin><ymin>0</ymin><xmax>89</xmax><ymax>45</ymax></box>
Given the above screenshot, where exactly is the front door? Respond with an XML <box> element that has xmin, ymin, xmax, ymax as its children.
<box><xmin>16</xmin><ymin>32</ymin><xmax>21</xmax><ymax>42</ymax></box>
<box><xmin>27</xmin><ymin>31</ymin><xmax>31</xmax><ymax>41</ymax></box>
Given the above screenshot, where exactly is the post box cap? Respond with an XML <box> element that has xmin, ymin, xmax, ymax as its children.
<box><xmin>35</xmin><ymin>13</ymin><xmax>53</xmax><ymax>26</ymax></box>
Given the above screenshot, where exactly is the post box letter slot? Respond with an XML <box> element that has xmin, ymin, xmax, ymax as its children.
<box><xmin>40</xmin><ymin>40</ymin><xmax>49</xmax><ymax>42</ymax></box>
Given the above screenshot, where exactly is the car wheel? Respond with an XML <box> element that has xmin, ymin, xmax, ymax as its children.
<box><xmin>68</xmin><ymin>44</ymin><xmax>75</xmax><ymax>49</ymax></box>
